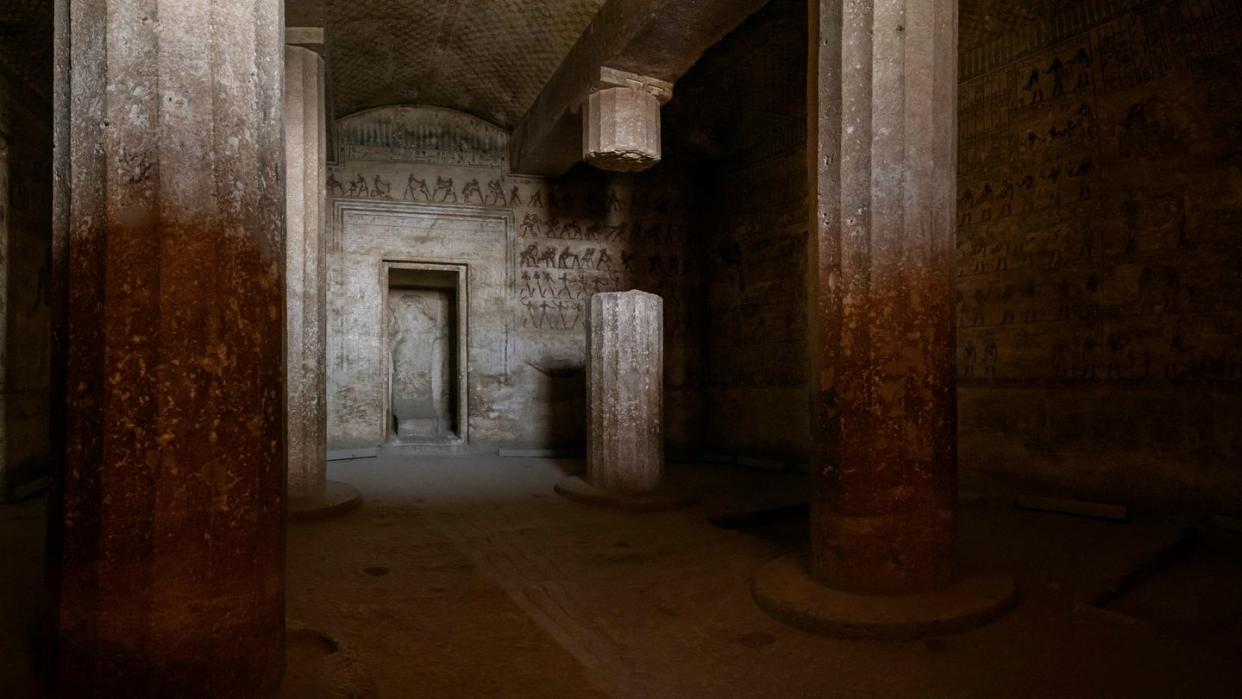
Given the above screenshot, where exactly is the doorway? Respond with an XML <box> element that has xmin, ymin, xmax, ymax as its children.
<box><xmin>383</xmin><ymin>262</ymin><xmax>468</xmax><ymax>445</ymax></box>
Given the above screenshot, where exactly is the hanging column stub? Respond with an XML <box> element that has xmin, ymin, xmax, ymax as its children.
<box><xmin>582</xmin><ymin>68</ymin><xmax>671</xmax><ymax>173</ymax></box>
<box><xmin>752</xmin><ymin>0</ymin><xmax>1015</xmax><ymax>639</ymax></box>
<box><xmin>510</xmin><ymin>0</ymin><xmax>770</xmax><ymax>175</ymax></box>
<box><xmin>555</xmin><ymin>290</ymin><xmax>693</xmax><ymax>511</ymax></box>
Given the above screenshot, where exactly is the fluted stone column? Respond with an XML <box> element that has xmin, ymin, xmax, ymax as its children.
<box><xmin>810</xmin><ymin>0</ymin><xmax>961</xmax><ymax>595</ymax></box>
<box><xmin>51</xmin><ymin>1</ymin><xmax>286</xmax><ymax>694</ymax></box>
<box><xmin>556</xmin><ymin>291</ymin><xmax>690</xmax><ymax>510</ymax></box>
<box><xmin>753</xmin><ymin>0</ymin><xmax>1013</xmax><ymax>639</ymax></box>
<box><xmin>587</xmin><ymin>290</ymin><xmax>663</xmax><ymax>492</ymax></box>
<box><xmin>286</xmin><ymin>45</ymin><xmax>326</xmax><ymax>502</ymax></box>
<box><xmin>284</xmin><ymin>45</ymin><xmax>360</xmax><ymax>520</ymax></box>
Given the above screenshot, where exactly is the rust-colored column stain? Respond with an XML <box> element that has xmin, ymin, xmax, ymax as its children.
<box><xmin>51</xmin><ymin>1</ymin><xmax>286</xmax><ymax>695</ymax></box>
<box><xmin>808</xmin><ymin>0</ymin><xmax>959</xmax><ymax>595</ymax></box>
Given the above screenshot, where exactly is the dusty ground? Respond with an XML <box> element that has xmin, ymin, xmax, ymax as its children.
<box><xmin>3</xmin><ymin>455</ymin><xmax>1242</xmax><ymax>697</ymax></box>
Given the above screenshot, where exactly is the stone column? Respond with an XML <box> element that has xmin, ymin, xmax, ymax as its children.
<box><xmin>586</xmin><ymin>290</ymin><xmax>664</xmax><ymax>493</ymax></box>
<box><xmin>556</xmin><ymin>290</ymin><xmax>692</xmax><ymax>510</ymax></box>
<box><xmin>754</xmin><ymin>0</ymin><xmax>1012</xmax><ymax>639</ymax></box>
<box><xmin>284</xmin><ymin>44</ymin><xmax>361</xmax><ymax>520</ymax></box>
<box><xmin>51</xmin><ymin>1</ymin><xmax>286</xmax><ymax>694</ymax></box>
<box><xmin>286</xmin><ymin>46</ymin><xmax>327</xmax><ymax>499</ymax></box>
<box><xmin>808</xmin><ymin>0</ymin><xmax>961</xmax><ymax>595</ymax></box>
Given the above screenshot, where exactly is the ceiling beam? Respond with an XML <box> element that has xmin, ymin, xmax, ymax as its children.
<box><xmin>509</xmin><ymin>0</ymin><xmax>769</xmax><ymax>176</ymax></box>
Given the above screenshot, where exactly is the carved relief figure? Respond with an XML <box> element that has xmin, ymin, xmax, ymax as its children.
<box><xmin>404</xmin><ymin>174</ymin><xmax>432</xmax><ymax>201</ymax></box>
<box><xmin>538</xmin><ymin>246</ymin><xmax>559</xmax><ymax>268</ymax></box>
<box><xmin>557</xmin><ymin>247</ymin><xmax>580</xmax><ymax>270</ymax></box>
<box><xmin>372</xmin><ymin>175</ymin><xmax>393</xmax><ymax>199</ymax></box>
<box><xmin>520</xmin><ymin>213</ymin><xmax>541</xmax><ymax>238</ymax></box>
<box><xmin>1025</xmin><ymin>67</ymin><xmax>1044</xmax><ymax>105</ymax></box>
<box><xmin>520</xmin><ymin>244</ymin><xmax>541</xmax><ymax>268</ymax></box>
<box><xmin>486</xmin><ymin>179</ymin><xmax>506</xmax><ymax>206</ymax></box>
<box><xmin>434</xmin><ymin>177</ymin><xmax>457</xmax><ymax>203</ymax></box>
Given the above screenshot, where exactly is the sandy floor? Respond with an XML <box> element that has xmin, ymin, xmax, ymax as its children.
<box><xmin>4</xmin><ymin>455</ymin><xmax>1241</xmax><ymax>697</ymax></box>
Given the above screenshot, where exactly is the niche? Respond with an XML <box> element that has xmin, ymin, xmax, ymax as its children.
<box><xmin>384</xmin><ymin>263</ymin><xmax>467</xmax><ymax>445</ymax></box>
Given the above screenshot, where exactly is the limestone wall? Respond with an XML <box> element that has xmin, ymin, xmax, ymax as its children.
<box><xmin>956</xmin><ymin>0</ymin><xmax>1242</xmax><ymax>509</ymax></box>
<box><xmin>0</xmin><ymin>66</ymin><xmax>52</xmax><ymax>501</ymax></box>
<box><xmin>672</xmin><ymin>0</ymin><xmax>811</xmax><ymax>466</ymax></box>
<box><xmin>326</xmin><ymin>106</ymin><xmax>700</xmax><ymax>451</ymax></box>
<box><xmin>681</xmin><ymin>0</ymin><xmax>1242</xmax><ymax>509</ymax></box>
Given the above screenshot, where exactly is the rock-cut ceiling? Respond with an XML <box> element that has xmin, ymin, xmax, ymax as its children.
<box><xmin>323</xmin><ymin>0</ymin><xmax>1074</xmax><ymax>127</ymax></box>
<box><xmin>327</xmin><ymin>0</ymin><xmax>607</xmax><ymax>128</ymax></box>
<box><xmin>4</xmin><ymin>0</ymin><xmax>1078</xmax><ymax>128</ymax></box>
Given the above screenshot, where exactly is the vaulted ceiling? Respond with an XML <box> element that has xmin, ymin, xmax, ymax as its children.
<box><xmin>326</xmin><ymin>0</ymin><xmax>607</xmax><ymax>127</ymax></box>
<box><xmin>321</xmin><ymin>0</ymin><xmax>1069</xmax><ymax>126</ymax></box>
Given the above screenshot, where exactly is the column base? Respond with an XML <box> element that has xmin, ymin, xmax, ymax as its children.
<box><xmin>554</xmin><ymin>475</ymin><xmax>697</xmax><ymax>512</ymax></box>
<box><xmin>752</xmin><ymin>553</ymin><xmax>1017</xmax><ymax>640</ymax></box>
<box><xmin>288</xmin><ymin>481</ymin><xmax>363</xmax><ymax>521</ymax></box>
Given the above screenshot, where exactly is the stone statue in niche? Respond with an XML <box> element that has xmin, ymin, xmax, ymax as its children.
<box><xmin>387</xmin><ymin>291</ymin><xmax>452</xmax><ymax>442</ymax></box>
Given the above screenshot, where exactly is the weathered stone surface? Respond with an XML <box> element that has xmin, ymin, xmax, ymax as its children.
<box><xmin>807</xmin><ymin>0</ymin><xmax>959</xmax><ymax>595</ymax></box>
<box><xmin>327</xmin><ymin>0</ymin><xmax>607</xmax><ymax>128</ymax></box>
<box><xmin>955</xmin><ymin>0</ymin><xmax>1242</xmax><ymax>511</ymax></box>
<box><xmin>510</xmin><ymin>0</ymin><xmax>770</xmax><ymax>175</ymax></box>
<box><xmin>586</xmin><ymin>290</ymin><xmax>663</xmax><ymax>494</ymax></box>
<box><xmin>286</xmin><ymin>45</ymin><xmax>329</xmax><ymax>501</ymax></box>
<box><xmin>666</xmin><ymin>0</ymin><xmax>810</xmax><ymax>466</ymax></box>
<box><xmin>324</xmin><ymin>105</ymin><xmax>702</xmax><ymax>454</ymax></box>
<box><xmin>583</xmin><ymin>86</ymin><xmax>662</xmax><ymax>172</ymax></box>
<box><xmin>329</xmin><ymin>202</ymin><xmax>509</xmax><ymax>449</ymax></box>
<box><xmin>680</xmin><ymin>0</ymin><xmax>1242</xmax><ymax>512</ymax></box>
<box><xmin>51</xmin><ymin>0</ymin><xmax>286</xmax><ymax>694</ymax></box>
